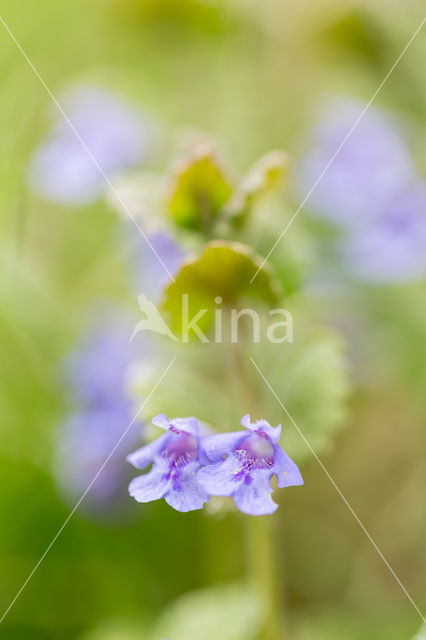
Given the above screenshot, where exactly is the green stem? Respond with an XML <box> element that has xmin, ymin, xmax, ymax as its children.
<box><xmin>227</xmin><ymin>339</ymin><xmax>286</xmax><ymax>639</ymax></box>
<box><xmin>246</xmin><ymin>515</ymin><xmax>285</xmax><ymax>640</ymax></box>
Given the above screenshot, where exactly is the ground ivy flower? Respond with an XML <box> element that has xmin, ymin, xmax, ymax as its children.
<box><xmin>132</xmin><ymin>230</ymin><xmax>186</xmax><ymax>302</ymax></box>
<box><xmin>342</xmin><ymin>182</ymin><xmax>426</xmax><ymax>283</ymax></box>
<box><xmin>297</xmin><ymin>97</ymin><xmax>426</xmax><ymax>284</ymax></box>
<box><xmin>66</xmin><ymin>310</ymin><xmax>136</xmax><ymax>407</ymax></box>
<box><xmin>127</xmin><ymin>414</ymin><xmax>210</xmax><ymax>512</ymax></box>
<box><xmin>56</xmin><ymin>404</ymin><xmax>135</xmax><ymax>510</ymax></box>
<box><xmin>28</xmin><ymin>86</ymin><xmax>149</xmax><ymax>206</ymax></box>
<box><xmin>297</xmin><ymin>98</ymin><xmax>414</xmax><ymax>228</ymax></box>
<box><xmin>197</xmin><ymin>415</ymin><xmax>303</xmax><ymax>516</ymax></box>
<box><xmin>56</xmin><ymin>309</ymin><xmax>140</xmax><ymax>514</ymax></box>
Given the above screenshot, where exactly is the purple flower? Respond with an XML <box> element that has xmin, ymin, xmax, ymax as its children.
<box><xmin>56</xmin><ymin>308</ymin><xmax>142</xmax><ymax>513</ymax></box>
<box><xmin>342</xmin><ymin>182</ymin><xmax>426</xmax><ymax>283</ymax></box>
<box><xmin>127</xmin><ymin>414</ymin><xmax>210</xmax><ymax>512</ymax></box>
<box><xmin>66</xmin><ymin>311</ymin><xmax>137</xmax><ymax>407</ymax></box>
<box><xmin>297</xmin><ymin>98</ymin><xmax>414</xmax><ymax>228</ymax></box>
<box><xmin>55</xmin><ymin>404</ymin><xmax>136</xmax><ymax>510</ymax></box>
<box><xmin>197</xmin><ymin>415</ymin><xmax>303</xmax><ymax>516</ymax></box>
<box><xmin>28</xmin><ymin>86</ymin><xmax>149</xmax><ymax>206</ymax></box>
<box><xmin>297</xmin><ymin>98</ymin><xmax>426</xmax><ymax>284</ymax></box>
<box><xmin>131</xmin><ymin>231</ymin><xmax>186</xmax><ymax>302</ymax></box>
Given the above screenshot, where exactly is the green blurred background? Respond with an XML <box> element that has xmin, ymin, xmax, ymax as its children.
<box><xmin>0</xmin><ymin>1</ymin><xmax>425</xmax><ymax>639</ymax></box>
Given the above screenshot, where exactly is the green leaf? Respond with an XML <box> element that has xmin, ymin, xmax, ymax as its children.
<box><xmin>167</xmin><ymin>145</ymin><xmax>233</xmax><ymax>230</ymax></box>
<box><xmin>246</xmin><ymin>196</ymin><xmax>312</xmax><ymax>295</ymax></box>
<box><xmin>76</xmin><ymin>619</ymin><xmax>146</xmax><ymax>640</ymax></box>
<box><xmin>412</xmin><ymin>624</ymin><xmax>426</xmax><ymax>640</ymax></box>
<box><xmin>241</xmin><ymin>150</ymin><xmax>289</xmax><ymax>199</ymax></box>
<box><xmin>150</xmin><ymin>583</ymin><xmax>259</xmax><ymax>640</ymax></box>
<box><xmin>131</xmin><ymin>321</ymin><xmax>350</xmax><ymax>465</ymax></box>
<box><xmin>226</xmin><ymin>150</ymin><xmax>289</xmax><ymax>228</ymax></box>
<box><xmin>161</xmin><ymin>241</ymin><xmax>282</xmax><ymax>337</ymax></box>
<box><xmin>250</xmin><ymin>327</ymin><xmax>350</xmax><ymax>462</ymax></box>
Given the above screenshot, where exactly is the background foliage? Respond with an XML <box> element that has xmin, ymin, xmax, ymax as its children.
<box><xmin>0</xmin><ymin>1</ymin><xmax>425</xmax><ymax>639</ymax></box>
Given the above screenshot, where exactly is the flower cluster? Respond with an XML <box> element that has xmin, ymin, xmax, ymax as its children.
<box><xmin>297</xmin><ymin>98</ymin><xmax>426</xmax><ymax>283</ymax></box>
<box><xmin>28</xmin><ymin>86</ymin><xmax>149</xmax><ymax>206</ymax></box>
<box><xmin>127</xmin><ymin>414</ymin><xmax>303</xmax><ymax>515</ymax></box>
<box><xmin>56</xmin><ymin>309</ymin><xmax>140</xmax><ymax>513</ymax></box>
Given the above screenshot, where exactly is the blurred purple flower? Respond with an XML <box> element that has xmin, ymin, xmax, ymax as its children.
<box><xmin>297</xmin><ymin>98</ymin><xmax>414</xmax><ymax>227</ymax></box>
<box><xmin>127</xmin><ymin>414</ymin><xmax>210</xmax><ymax>512</ymax></box>
<box><xmin>132</xmin><ymin>231</ymin><xmax>186</xmax><ymax>301</ymax></box>
<box><xmin>297</xmin><ymin>97</ymin><xmax>426</xmax><ymax>283</ymax></box>
<box><xmin>198</xmin><ymin>415</ymin><xmax>303</xmax><ymax>516</ymax></box>
<box><xmin>56</xmin><ymin>405</ymin><xmax>135</xmax><ymax>509</ymax></box>
<box><xmin>29</xmin><ymin>86</ymin><xmax>149</xmax><ymax>205</ymax></box>
<box><xmin>66</xmin><ymin>313</ymin><xmax>137</xmax><ymax>407</ymax></box>
<box><xmin>56</xmin><ymin>309</ymin><xmax>142</xmax><ymax>512</ymax></box>
<box><xmin>342</xmin><ymin>182</ymin><xmax>426</xmax><ymax>283</ymax></box>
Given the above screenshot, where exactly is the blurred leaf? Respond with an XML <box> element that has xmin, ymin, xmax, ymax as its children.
<box><xmin>364</xmin><ymin>285</ymin><xmax>426</xmax><ymax>405</ymax></box>
<box><xmin>226</xmin><ymin>151</ymin><xmax>289</xmax><ymax>228</ymax></box>
<box><xmin>77</xmin><ymin>617</ymin><xmax>146</xmax><ymax>640</ymax></box>
<box><xmin>294</xmin><ymin>608</ymin><xmax>415</xmax><ymax>640</ymax></box>
<box><xmin>412</xmin><ymin>624</ymin><xmax>426</xmax><ymax>640</ymax></box>
<box><xmin>161</xmin><ymin>240</ymin><xmax>282</xmax><ymax>337</ymax></box>
<box><xmin>132</xmin><ymin>318</ymin><xmax>350</xmax><ymax>466</ymax></box>
<box><xmin>318</xmin><ymin>9</ymin><xmax>386</xmax><ymax>67</ymax></box>
<box><xmin>245</xmin><ymin>197</ymin><xmax>311</xmax><ymax>295</ymax></box>
<box><xmin>167</xmin><ymin>145</ymin><xmax>233</xmax><ymax>231</ymax></box>
<box><xmin>150</xmin><ymin>583</ymin><xmax>259</xmax><ymax>640</ymax></box>
<box><xmin>251</xmin><ymin>327</ymin><xmax>350</xmax><ymax>462</ymax></box>
<box><xmin>241</xmin><ymin>150</ymin><xmax>289</xmax><ymax>199</ymax></box>
<box><xmin>114</xmin><ymin>0</ymin><xmax>228</xmax><ymax>35</ymax></box>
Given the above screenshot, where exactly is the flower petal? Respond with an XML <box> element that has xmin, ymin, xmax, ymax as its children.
<box><xmin>128</xmin><ymin>457</ymin><xmax>170</xmax><ymax>502</ymax></box>
<box><xmin>240</xmin><ymin>415</ymin><xmax>281</xmax><ymax>444</ymax></box>
<box><xmin>152</xmin><ymin>414</ymin><xmax>199</xmax><ymax>436</ymax></box>
<box><xmin>126</xmin><ymin>432</ymin><xmax>170</xmax><ymax>469</ymax></box>
<box><xmin>273</xmin><ymin>446</ymin><xmax>304</xmax><ymax>488</ymax></box>
<box><xmin>232</xmin><ymin>469</ymin><xmax>278</xmax><ymax>515</ymax></box>
<box><xmin>197</xmin><ymin>454</ymin><xmax>243</xmax><ymax>496</ymax></box>
<box><xmin>201</xmin><ymin>431</ymin><xmax>247</xmax><ymax>462</ymax></box>
<box><xmin>164</xmin><ymin>462</ymin><xmax>209</xmax><ymax>512</ymax></box>
<box><xmin>152</xmin><ymin>413</ymin><xmax>170</xmax><ymax>430</ymax></box>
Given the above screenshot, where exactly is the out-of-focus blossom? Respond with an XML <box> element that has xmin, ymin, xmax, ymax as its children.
<box><xmin>297</xmin><ymin>98</ymin><xmax>426</xmax><ymax>284</ymax></box>
<box><xmin>56</xmin><ymin>310</ymin><xmax>142</xmax><ymax>512</ymax></box>
<box><xmin>127</xmin><ymin>414</ymin><xmax>210</xmax><ymax>512</ymax></box>
<box><xmin>66</xmin><ymin>315</ymin><xmax>137</xmax><ymax>407</ymax></box>
<box><xmin>132</xmin><ymin>231</ymin><xmax>186</xmax><ymax>301</ymax></box>
<box><xmin>107</xmin><ymin>171</ymin><xmax>186</xmax><ymax>300</ymax></box>
<box><xmin>28</xmin><ymin>86</ymin><xmax>149</xmax><ymax>205</ymax></box>
<box><xmin>56</xmin><ymin>405</ymin><xmax>135</xmax><ymax>507</ymax></box>
<box><xmin>198</xmin><ymin>415</ymin><xmax>303</xmax><ymax>516</ymax></box>
<box><xmin>297</xmin><ymin>98</ymin><xmax>414</xmax><ymax>227</ymax></box>
<box><xmin>342</xmin><ymin>183</ymin><xmax>426</xmax><ymax>283</ymax></box>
